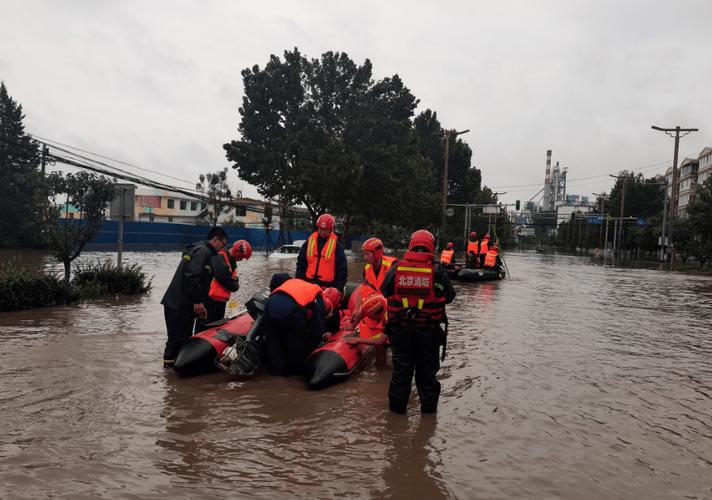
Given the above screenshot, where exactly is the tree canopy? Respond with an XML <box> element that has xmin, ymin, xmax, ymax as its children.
<box><xmin>0</xmin><ymin>81</ymin><xmax>48</xmax><ymax>247</ymax></box>
<box><xmin>224</xmin><ymin>48</ymin><xmax>488</xmax><ymax>240</ymax></box>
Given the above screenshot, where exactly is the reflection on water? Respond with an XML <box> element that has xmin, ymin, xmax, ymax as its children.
<box><xmin>1</xmin><ymin>250</ymin><xmax>711</xmax><ymax>498</ymax></box>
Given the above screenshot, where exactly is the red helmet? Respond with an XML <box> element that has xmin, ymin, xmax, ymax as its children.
<box><xmin>483</xmin><ymin>233</ymin><xmax>490</xmax><ymax>239</ymax></box>
<box><xmin>408</xmin><ymin>229</ymin><xmax>435</xmax><ymax>253</ymax></box>
<box><xmin>230</xmin><ymin>239</ymin><xmax>253</xmax><ymax>261</ymax></box>
<box><xmin>361</xmin><ymin>237</ymin><xmax>384</xmax><ymax>259</ymax></box>
<box><xmin>322</xmin><ymin>287</ymin><xmax>341</xmax><ymax>310</ymax></box>
<box><xmin>360</xmin><ymin>293</ymin><xmax>387</xmax><ymax>322</ymax></box>
<box><xmin>470</xmin><ymin>231</ymin><xmax>477</xmax><ymax>239</ymax></box>
<box><xmin>446</xmin><ymin>242</ymin><xmax>454</xmax><ymax>249</ymax></box>
<box><xmin>316</xmin><ymin>213</ymin><xmax>335</xmax><ymax>230</ymax></box>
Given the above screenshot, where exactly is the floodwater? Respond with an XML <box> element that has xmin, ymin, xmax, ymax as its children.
<box><xmin>1</xmin><ymin>249</ymin><xmax>711</xmax><ymax>499</ymax></box>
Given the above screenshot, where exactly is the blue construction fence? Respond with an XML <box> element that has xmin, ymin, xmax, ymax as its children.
<box><xmin>82</xmin><ymin>220</ymin><xmax>365</xmax><ymax>251</ymax></box>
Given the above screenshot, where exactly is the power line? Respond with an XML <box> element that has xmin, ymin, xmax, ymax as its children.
<box><xmin>29</xmin><ymin>133</ymin><xmax>197</xmax><ymax>186</ymax></box>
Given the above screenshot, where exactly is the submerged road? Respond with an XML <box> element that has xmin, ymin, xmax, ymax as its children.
<box><xmin>1</xmin><ymin>250</ymin><xmax>711</xmax><ymax>499</ymax></box>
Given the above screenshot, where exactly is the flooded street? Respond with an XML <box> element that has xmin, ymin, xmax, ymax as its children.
<box><xmin>1</xmin><ymin>250</ymin><xmax>711</xmax><ymax>499</ymax></box>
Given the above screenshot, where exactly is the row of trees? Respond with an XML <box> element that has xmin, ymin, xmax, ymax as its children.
<box><xmin>224</xmin><ymin>48</ymin><xmax>493</xmax><ymax>247</ymax></box>
<box><xmin>553</xmin><ymin>170</ymin><xmax>712</xmax><ymax>267</ymax></box>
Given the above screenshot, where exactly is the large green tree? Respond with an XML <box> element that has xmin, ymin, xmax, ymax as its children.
<box><xmin>0</xmin><ymin>82</ymin><xmax>48</xmax><ymax>247</ymax></box>
<box><xmin>225</xmin><ymin>49</ymin><xmax>444</xmax><ymax>238</ymax></box>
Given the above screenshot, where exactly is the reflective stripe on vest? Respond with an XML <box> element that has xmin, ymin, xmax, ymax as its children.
<box><xmin>305</xmin><ymin>232</ymin><xmax>338</xmax><ymax>283</ymax></box>
<box><xmin>440</xmin><ymin>249</ymin><xmax>454</xmax><ymax>264</ymax></box>
<box><xmin>273</xmin><ymin>279</ymin><xmax>323</xmax><ymax>307</ymax></box>
<box><xmin>208</xmin><ymin>250</ymin><xmax>234</xmax><ymax>302</ymax></box>
<box><xmin>484</xmin><ymin>250</ymin><xmax>498</xmax><ymax>268</ymax></box>
<box><xmin>364</xmin><ymin>256</ymin><xmax>396</xmax><ymax>291</ymax></box>
<box><xmin>387</xmin><ymin>254</ymin><xmax>445</xmax><ymax>326</ymax></box>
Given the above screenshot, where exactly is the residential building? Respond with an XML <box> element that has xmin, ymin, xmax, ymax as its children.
<box><xmin>677</xmin><ymin>157</ymin><xmax>699</xmax><ymax>218</ymax></box>
<box><xmin>698</xmin><ymin>147</ymin><xmax>712</xmax><ymax>187</ymax></box>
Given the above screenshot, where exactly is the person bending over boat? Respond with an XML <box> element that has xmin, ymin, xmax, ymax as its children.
<box><xmin>296</xmin><ymin>213</ymin><xmax>347</xmax><ymax>292</ymax></box>
<box><xmin>198</xmin><ymin>240</ymin><xmax>253</xmax><ymax>329</ymax></box>
<box><xmin>362</xmin><ymin>237</ymin><xmax>397</xmax><ymax>292</ymax></box>
<box><xmin>160</xmin><ymin>227</ymin><xmax>228</xmax><ymax>368</ymax></box>
<box><xmin>263</xmin><ymin>273</ymin><xmax>338</xmax><ymax>376</ymax></box>
<box><xmin>381</xmin><ymin>229</ymin><xmax>456</xmax><ymax>414</ymax></box>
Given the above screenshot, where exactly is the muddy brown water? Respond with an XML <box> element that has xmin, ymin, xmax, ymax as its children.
<box><xmin>1</xmin><ymin>249</ymin><xmax>711</xmax><ymax>499</ymax></box>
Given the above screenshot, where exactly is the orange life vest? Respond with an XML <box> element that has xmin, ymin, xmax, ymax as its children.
<box><xmin>386</xmin><ymin>251</ymin><xmax>446</xmax><ymax>328</ymax></box>
<box><xmin>364</xmin><ymin>256</ymin><xmax>396</xmax><ymax>291</ymax></box>
<box><xmin>479</xmin><ymin>238</ymin><xmax>490</xmax><ymax>254</ymax></box>
<box><xmin>439</xmin><ymin>249</ymin><xmax>454</xmax><ymax>265</ymax></box>
<box><xmin>305</xmin><ymin>231</ymin><xmax>338</xmax><ymax>284</ymax></box>
<box><xmin>484</xmin><ymin>249</ymin><xmax>498</xmax><ymax>268</ymax></box>
<box><xmin>208</xmin><ymin>250</ymin><xmax>236</xmax><ymax>302</ymax></box>
<box><xmin>273</xmin><ymin>278</ymin><xmax>323</xmax><ymax>307</ymax></box>
<box><xmin>466</xmin><ymin>240</ymin><xmax>479</xmax><ymax>255</ymax></box>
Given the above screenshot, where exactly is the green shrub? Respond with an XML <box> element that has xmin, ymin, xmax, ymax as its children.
<box><xmin>72</xmin><ymin>260</ymin><xmax>152</xmax><ymax>298</ymax></box>
<box><xmin>0</xmin><ymin>265</ymin><xmax>77</xmax><ymax>311</ymax></box>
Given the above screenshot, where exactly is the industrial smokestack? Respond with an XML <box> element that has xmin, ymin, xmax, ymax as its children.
<box><xmin>543</xmin><ymin>150</ymin><xmax>552</xmax><ymax>211</ymax></box>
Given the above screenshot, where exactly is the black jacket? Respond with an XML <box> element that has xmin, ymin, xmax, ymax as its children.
<box><xmin>161</xmin><ymin>241</ymin><xmax>219</xmax><ymax>311</ymax></box>
<box><xmin>295</xmin><ymin>235</ymin><xmax>348</xmax><ymax>292</ymax></box>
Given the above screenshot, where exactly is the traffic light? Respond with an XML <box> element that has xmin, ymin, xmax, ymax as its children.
<box><xmin>515</xmin><ymin>200</ymin><xmax>520</xmax><ymax>210</ymax></box>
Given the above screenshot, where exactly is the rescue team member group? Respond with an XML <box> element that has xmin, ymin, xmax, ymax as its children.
<box><xmin>161</xmin><ymin>215</ymin><xmax>458</xmax><ymax>414</ymax></box>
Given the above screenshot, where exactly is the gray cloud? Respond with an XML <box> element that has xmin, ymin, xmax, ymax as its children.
<box><xmin>2</xmin><ymin>0</ymin><xmax>711</xmax><ymax>203</ymax></box>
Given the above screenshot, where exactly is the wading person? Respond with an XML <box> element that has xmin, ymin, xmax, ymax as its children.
<box><xmin>263</xmin><ymin>274</ymin><xmax>338</xmax><ymax>376</ymax></box>
<box><xmin>160</xmin><ymin>227</ymin><xmax>228</xmax><ymax>368</ymax></box>
<box><xmin>200</xmin><ymin>239</ymin><xmax>253</xmax><ymax>328</ymax></box>
<box><xmin>296</xmin><ymin>213</ymin><xmax>347</xmax><ymax>293</ymax></box>
<box><xmin>381</xmin><ymin>229</ymin><xmax>456</xmax><ymax>414</ymax></box>
<box><xmin>362</xmin><ymin>237</ymin><xmax>397</xmax><ymax>292</ymax></box>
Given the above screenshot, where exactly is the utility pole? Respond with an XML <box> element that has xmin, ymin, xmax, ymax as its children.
<box><xmin>604</xmin><ymin>215</ymin><xmax>610</xmax><ymax>257</ymax></box>
<box><xmin>652</xmin><ymin>125</ymin><xmax>698</xmax><ymax>263</ymax></box>
<box><xmin>609</xmin><ymin>174</ymin><xmax>627</xmax><ymax>256</ymax></box>
<box><xmin>593</xmin><ymin>192</ymin><xmax>607</xmax><ymax>250</ymax></box>
<box><xmin>436</xmin><ymin>128</ymin><xmax>469</xmax><ymax>247</ymax></box>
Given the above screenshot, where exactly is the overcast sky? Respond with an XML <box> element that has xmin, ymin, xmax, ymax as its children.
<box><xmin>2</xmin><ymin>0</ymin><xmax>711</xmax><ymax>206</ymax></box>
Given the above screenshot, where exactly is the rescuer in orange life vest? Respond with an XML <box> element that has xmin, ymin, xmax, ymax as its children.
<box><xmin>199</xmin><ymin>239</ymin><xmax>253</xmax><ymax>329</ymax></box>
<box><xmin>483</xmin><ymin>242</ymin><xmax>503</xmax><ymax>272</ymax></box>
<box><xmin>478</xmin><ymin>233</ymin><xmax>491</xmax><ymax>268</ymax></box>
<box><xmin>362</xmin><ymin>237</ymin><xmax>397</xmax><ymax>292</ymax></box>
<box><xmin>466</xmin><ymin>231</ymin><xmax>479</xmax><ymax>269</ymax></box>
<box><xmin>439</xmin><ymin>242</ymin><xmax>455</xmax><ymax>267</ymax></box>
<box><xmin>263</xmin><ymin>273</ymin><xmax>339</xmax><ymax>376</ymax></box>
<box><xmin>380</xmin><ymin>229</ymin><xmax>456</xmax><ymax>414</ymax></box>
<box><xmin>296</xmin><ymin>213</ymin><xmax>348</xmax><ymax>292</ymax></box>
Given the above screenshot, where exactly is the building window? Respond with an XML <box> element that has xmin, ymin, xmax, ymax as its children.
<box><xmin>191</xmin><ymin>201</ymin><xmax>197</xmax><ymax>211</ymax></box>
<box><xmin>180</xmin><ymin>200</ymin><xmax>187</xmax><ymax>210</ymax></box>
<box><xmin>200</xmin><ymin>202</ymin><xmax>207</xmax><ymax>210</ymax></box>
<box><xmin>168</xmin><ymin>216</ymin><xmax>173</xmax><ymax>223</ymax></box>
<box><xmin>167</xmin><ymin>199</ymin><xmax>175</xmax><ymax>209</ymax></box>
<box><xmin>236</xmin><ymin>206</ymin><xmax>247</xmax><ymax>217</ymax></box>
<box><xmin>149</xmin><ymin>214</ymin><xmax>155</xmax><ymax>222</ymax></box>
